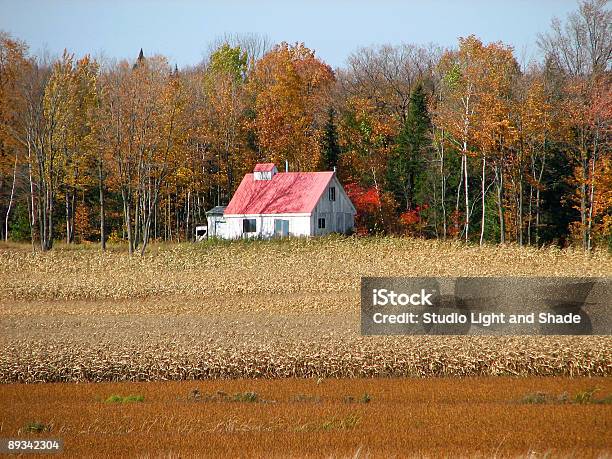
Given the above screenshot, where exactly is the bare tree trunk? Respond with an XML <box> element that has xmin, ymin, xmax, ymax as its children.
<box><xmin>134</xmin><ymin>193</ymin><xmax>140</xmax><ymax>250</ymax></box>
<box><xmin>43</xmin><ymin>151</ymin><xmax>55</xmax><ymax>251</ymax></box>
<box><xmin>518</xmin><ymin>177</ymin><xmax>523</xmax><ymax>246</ymax></box>
<box><xmin>455</xmin><ymin>155</ymin><xmax>463</xmax><ymax>238</ymax></box>
<box><xmin>581</xmin><ymin>154</ymin><xmax>588</xmax><ymax>250</ymax></box>
<box><xmin>586</xmin><ymin>126</ymin><xmax>600</xmax><ymax>251</ymax></box>
<box><xmin>121</xmin><ymin>189</ymin><xmax>133</xmax><ymax>255</ymax></box>
<box><xmin>36</xmin><ymin>163</ymin><xmax>45</xmax><ymax>251</ymax></box>
<box><xmin>587</xmin><ymin>156</ymin><xmax>596</xmax><ymax>251</ymax></box>
<box><xmin>26</xmin><ymin>141</ymin><xmax>36</xmax><ymax>251</ymax></box>
<box><xmin>527</xmin><ymin>154</ymin><xmax>535</xmax><ymax>245</ymax></box>
<box><xmin>527</xmin><ymin>181</ymin><xmax>533</xmax><ymax>245</ymax></box>
<box><xmin>140</xmin><ymin>195</ymin><xmax>156</xmax><ymax>256</ymax></box>
<box><xmin>4</xmin><ymin>153</ymin><xmax>18</xmax><ymax>241</ymax></box>
<box><xmin>70</xmin><ymin>191</ymin><xmax>76</xmax><ymax>242</ymax></box>
<box><xmin>65</xmin><ymin>192</ymin><xmax>71</xmax><ymax>244</ymax></box>
<box><xmin>480</xmin><ymin>156</ymin><xmax>486</xmax><ymax>246</ymax></box>
<box><xmin>463</xmin><ymin>152</ymin><xmax>469</xmax><ymax>242</ymax></box>
<box><xmin>535</xmin><ymin>187</ymin><xmax>541</xmax><ymax>246</ymax></box>
<box><xmin>461</xmin><ymin>91</ymin><xmax>471</xmax><ymax>243</ymax></box>
<box><xmin>46</xmin><ymin>184</ymin><xmax>54</xmax><ymax>251</ymax></box>
<box><xmin>167</xmin><ymin>197</ymin><xmax>171</xmax><ymax>242</ymax></box>
<box><xmin>154</xmin><ymin>196</ymin><xmax>158</xmax><ymax>241</ymax></box>
<box><xmin>495</xmin><ymin>165</ymin><xmax>505</xmax><ymax>244</ymax></box>
<box><xmin>535</xmin><ymin>154</ymin><xmax>546</xmax><ymax>246</ymax></box>
<box><xmin>98</xmin><ymin>161</ymin><xmax>106</xmax><ymax>251</ymax></box>
<box><xmin>185</xmin><ymin>190</ymin><xmax>191</xmax><ymax>241</ymax></box>
<box><xmin>437</xmin><ymin>131</ymin><xmax>447</xmax><ymax>239</ymax></box>
<box><xmin>175</xmin><ymin>192</ymin><xmax>180</xmax><ymax>242</ymax></box>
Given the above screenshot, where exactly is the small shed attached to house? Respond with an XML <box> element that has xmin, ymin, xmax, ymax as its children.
<box><xmin>209</xmin><ymin>163</ymin><xmax>355</xmax><ymax>239</ymax></box>
<box><xmin>205</xmin><ymin>206</ymin><xmax>227</xmax><ymax>239</ymax></box>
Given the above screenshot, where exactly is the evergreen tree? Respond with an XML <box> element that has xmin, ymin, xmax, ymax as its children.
<box><xmin>8</xmin><ymin>203</ymin><xmax>31</xmax><ymax>242</ymax></box>
<box><xmin>320</xmin><ymin>107</ymin><xmax>341</xmax><ymax>171</ymax></box>
<box><xmin>386</xmin><ymin>83</ymin><xmax>431</xmax><ymax>210</ymax></box>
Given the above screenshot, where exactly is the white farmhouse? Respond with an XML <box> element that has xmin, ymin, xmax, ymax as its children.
<box><xmin>209</xmin><ymin>163</ymin><xmax>356</xmax><ymax>239</ymax></box>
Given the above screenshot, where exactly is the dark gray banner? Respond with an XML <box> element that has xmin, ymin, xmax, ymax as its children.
<box><xmin>361</xmin><ymin>277</ymin><xmax>612</xmax><ymax>335</ymax></box>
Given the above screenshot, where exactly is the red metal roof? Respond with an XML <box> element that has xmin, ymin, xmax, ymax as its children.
<box><xmin>224</xmin><ymin>171</ymin><xmax>335</xmax><ymax>215</ymax></box>
<box><xmin>253</xmin><ymin>163</ymin><xmax>276</xmax><ymax>172</ymax></box>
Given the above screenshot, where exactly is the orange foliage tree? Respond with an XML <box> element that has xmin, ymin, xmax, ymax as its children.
<box><xmin>434</xmin><ymin>36</ymin><xmax>518</xmax><ymax>243</ymax></box>
<box><xmin>249</xmin><ymin>42</ymin><xmax>334</xmax><ymax>171</ymax></box>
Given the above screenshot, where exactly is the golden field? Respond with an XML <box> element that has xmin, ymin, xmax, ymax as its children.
<box><xmin>1</xmin><ymin>237</ymin><xmax>611</xmax><ymax>381</ymax></box>
<box><xmin>0</xmin><ymin>377</ymin><xmax>610</xmax><ymax>458</ymax></box>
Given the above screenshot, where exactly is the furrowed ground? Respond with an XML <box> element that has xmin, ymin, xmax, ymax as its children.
<box><xmin>1</xmin><ymin>237</ymin><xmax>611</xmax><ymax>381</ymax></box>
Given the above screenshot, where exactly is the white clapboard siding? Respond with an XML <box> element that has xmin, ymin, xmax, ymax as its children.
<box><xmin>222</xmin><ymin>214</ymin><xmax>312</xmax><ymax>239</ymax></box>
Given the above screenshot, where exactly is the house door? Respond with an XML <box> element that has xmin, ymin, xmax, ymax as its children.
<box><xmin>336</xmin><ymin>213</ymin><xmax>343</xmax><ymax>233</ymax></box>
<box><xmin>214</xmin><ymin>220</ymin><xmax>226</xmax><ymax>237</ymax></box>
<box><xmin>274</xmin><ymin>219</ymin><xmax>289</xmax><ymax>237</ymax></box>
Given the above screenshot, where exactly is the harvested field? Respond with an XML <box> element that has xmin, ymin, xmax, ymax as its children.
<box><xmin>3</xmin><ymin>238</ymin><xmax>612</xmax><ymax>301</ymax></box>
<box><xmin>1</xmin><ymin>310</ymin><xmax>611</xmax><ymax>381</ymax></box>
<box><xmin>0</xmin><ymin>377</ymin><xmax>610</xmax><ymax>457</ymax></box>
<box><xmin>1</xmin><ymin>238</ymin><xmax>611</xmax><ymax>382</ymax></box>
<box><xmin>0</xmin><ymin>238</ymin><xmax>612</xmax><ymax>382</ymax></box>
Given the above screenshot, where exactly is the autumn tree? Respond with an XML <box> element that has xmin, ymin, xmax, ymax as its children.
<box><xmin>249</xmin><ymin>42</ymin><xmax>335</xmax><ymax>171</ymax></box>
<box><xmin>434</xmin><ymin>36</ymin><xmax>518</xmax><ymax>244</ymax></box>
<box><xmin>200</xmin><ymin>43</ymin><xmax>249</xmax><ymax>205</ymax></box>
<box><xmin>339</xmin><ymin>44</ymin><xmax>440</xmax><ymax>125</ymax></box>
<box><xmin>474</xmin><ymin>43</ymin><xmax>517</xmax><ymax>245</ymax></box>
<box><xmin>538</xmin><ymin>0</ymin><xmax>611</xmax><ymax>250</ymax></box>
<box><xmin>338</xmin><ymin>96</ymin><xmax>396</xmax><ymax>192</ymax></box>
<box><xmin>537</xmin><ymin>0</ymin><xmax>611</xmax><ymax>77</ymax></box>
<box><xmin>336</xmin><ymin>43</ymin><xmax>438</xmax><ymax>201</ymax></box>
<box><xmin>43</xmin><ymin>52</ymin><xmax>99</xmax><ymax>244</ymax></box>
<box><xmin>100</xmin><ymin>53</ymin><xmax>187</xmax><ymax>255</ymax></box>
<box><xmin>563</xmin><ymin>75</ymin><xmax>611</xmax><ymax>249</ymax></box>
<box><xmin>0</xmin><ymin>32</ymin><xmax>28</xmax><ymax>242</ymax></box>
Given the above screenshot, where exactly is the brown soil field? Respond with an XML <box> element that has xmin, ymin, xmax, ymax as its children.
<box><xmin>1</xmin><ymin>377</ymin><xmax>610</xmax><ymax>458</ymax></box>
<box><xmin>1</xmin><ymin>238</ymin><xmax>611</xmax><ymax>381</ymax></box>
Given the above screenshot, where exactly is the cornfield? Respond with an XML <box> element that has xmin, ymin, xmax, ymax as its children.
<box><xmin>1</xmin><ymin>237</ymin><xmax>611</xmax><ymax>382</ymax></box>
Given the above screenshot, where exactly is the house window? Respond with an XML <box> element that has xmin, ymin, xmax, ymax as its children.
<box><xmin>318</xmin><ymin>217</ymin><xmax>326</xmax><ymax>229</ymax></box>
<box><xmin>274</xmin><ymin>219</ymin><xmax>289</xmax><ymax>237</ymax></box>
<box><xmin>329</xmin><ymin>186</ymin><xmax>336</xmax><ymax>201</ymax></box>
<box><xmin>243</xmin><ymin>218</ymin><xmax>256</xmax><ymax>233</ymax></box>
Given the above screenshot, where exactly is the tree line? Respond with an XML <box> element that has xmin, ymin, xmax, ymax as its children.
<box><xmin>0</xmin><ymin>0</ymin><xmax>610</xmax><ymax>253</ymax></box>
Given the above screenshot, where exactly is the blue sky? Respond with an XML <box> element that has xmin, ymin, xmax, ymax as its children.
<box><xmin>0</xmin><ymin>0</ymin><xmax>578</xmax><ymax>68</ymax></box>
